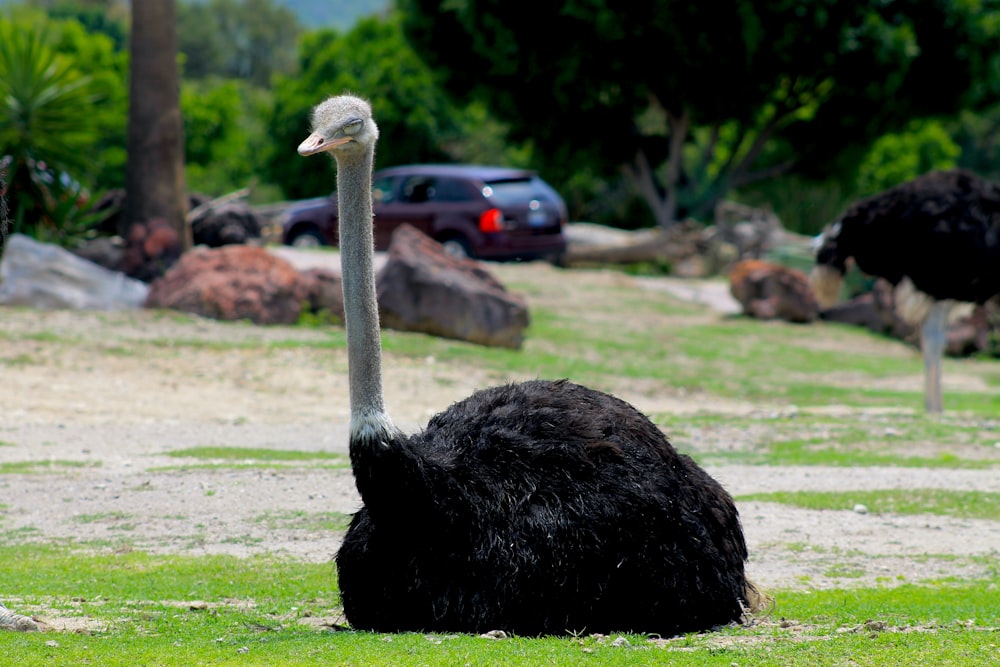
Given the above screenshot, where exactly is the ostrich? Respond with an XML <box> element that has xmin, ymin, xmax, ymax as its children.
<box><xmin>298</xmin><ymin>95</ymin><xmax>757</xmax><ymax>635</ymax></box>
<box><xmin>811</xmin><ymin>169</ymin><xmax>1000</xmax><ymax>412</ymax></box>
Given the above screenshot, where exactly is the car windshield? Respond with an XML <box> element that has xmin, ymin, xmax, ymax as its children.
<box><xmin>481</xmin><ymin>178</ymin><xmax>558</xmax><ymax>206</ymax></box>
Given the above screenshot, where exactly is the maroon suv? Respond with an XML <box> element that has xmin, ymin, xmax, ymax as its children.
<box><xmin>280</xmin><ymin>164</ymin><xmax>567</xmax><ymax>263</ymax></box>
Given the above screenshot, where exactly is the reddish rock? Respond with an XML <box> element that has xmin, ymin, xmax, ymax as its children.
<box><xmin>729</xmin><ymin>259</ymin><xmax>818</xmax><ymax>323</ymax></box>
<box><xmin>122</xmin><ymin>218</ymin><xmax>182</xmax><ymax>282</ymax></box>
<box><xmin>145</xmin><ymin>245</ymin><xmax>308</xmax><ymax>324</ymax></box>
<box><xmin>376</xmin><ymin>225</ymin><xmax>530</xmax><ymax>348</ymax></box>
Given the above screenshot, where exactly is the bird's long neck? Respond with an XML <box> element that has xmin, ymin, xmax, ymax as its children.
<box><xmin>335</xmin><ymin>147</ymin><xmax>398</xmax><ymax>446</ymax></box>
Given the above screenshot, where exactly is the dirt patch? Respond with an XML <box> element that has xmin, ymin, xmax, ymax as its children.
<box><xmin>1</xmin><ymin>256</ymin><xmax>998</xmax><ymax>597</ymax></box>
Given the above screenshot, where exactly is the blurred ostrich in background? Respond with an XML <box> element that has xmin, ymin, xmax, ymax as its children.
<box><xmin>812</xmin><ymin>169</ymin><xmax>1000</xmax><ymax>412</ymax></box>
<box><xmin>297</xmin><ymin>94</ymin><xmax>759</xmax><ymax>635</ymax></box>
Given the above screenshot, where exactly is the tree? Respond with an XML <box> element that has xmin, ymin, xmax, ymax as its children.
<box><xmin>126</xmin><ymin>0</ymin><xmax>190</xmax><ymax>248</ymax></box>
<box><xmin>399</xmin><ymin>0</ymin><xmax>1000</xmax><ymax>229</ymax></box>
<box><xmin>0</xmin><ymin>10</ymin><xmax>110</xmax><ymax>245</ymax></box>
<box><xmin>266</xmin><ymin>15</ymin><xmax>459</xmax><ymax>199</ymax></box>
<box><xmin>177</xmin><ymin>0</ymin><xmax>301</xmax><ymax>86</ymax></box>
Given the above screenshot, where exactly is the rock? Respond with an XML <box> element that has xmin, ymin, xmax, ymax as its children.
<box><xmin>821</xmin><ymin>280</ymin><xmax>999</xmax><ymax>357</ymax></box>
<box><xmin>376</xmin><ymin>225</ymin><xmax>530</xmax><ymax>348</ymax></box>
<box><xmin>145</xmin><ymin>245</ymin><xmax>309</xmax><ymax>324</ymax></box>
<box><xmin>72</xmin><ymin>236</ymin><xmax>125</xmax><ymax>271</ymax></box>
<box><xmin>299</xmin><ymin>268</ymin><xmax>344</xmax><ymax>322</ymax></box>
<box><xmin>121</xmin><ymin>218</ymin><xmax>183</xmax><ymax>282</ymax></box>
<box><xmin>820</xmin><ymin>278</ymin><xmax>915</xmax><ymax>341</ymax></box>
<box><xmin>189</xmin><ymin>201</ymin><xmax>263</xmax><ymax>248</ymax></box>
<box><xmin>0</xmin><ymin>234</ymin><xmax>149</xmax><ymax>310</ymax></box>
<box><xmin>712</xmin><ymin>201</ymin><xmax>784</xmax><ymax>261</ymax></box>
<box><xmin>729</xmin><ymin>259</ymin><xmax>818</xmax><ymax>323</ymax></box>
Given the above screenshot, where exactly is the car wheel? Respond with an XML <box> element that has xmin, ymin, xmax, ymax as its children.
<box><xmin>290</xmin><ymin>229</ymin><xmax>325</xmax><ymax>248</ymax></box>
<box><xmin>440</xmin><ymin>236</ymin><xmax>472</xmax><ymax>260</ymax></box>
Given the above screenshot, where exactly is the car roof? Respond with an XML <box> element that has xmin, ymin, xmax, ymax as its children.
<box><xmin>374</xmin><ymin>164</ymin><xmax>538</xmax><ymax>182</ymax></box>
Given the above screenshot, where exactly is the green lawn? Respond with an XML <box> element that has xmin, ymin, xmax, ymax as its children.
<box><xmin>0</xmin><ymin>546</ymin><xmax>997</xmax><ymax>666</ymax></box>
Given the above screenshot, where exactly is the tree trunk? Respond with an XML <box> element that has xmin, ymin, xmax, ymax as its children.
<box><xmin>125</xmin><ymin>0</ymin><xmax>190</xmax><ymax>249</ymax></box>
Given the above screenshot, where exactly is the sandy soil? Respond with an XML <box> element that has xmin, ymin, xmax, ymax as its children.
<box><xmin>1</xmin><ymin>254</ymin><xmax>998</xmax><ymax>597</ymax></box>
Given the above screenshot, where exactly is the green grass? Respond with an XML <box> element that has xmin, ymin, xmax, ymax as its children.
<box><xmin>253</xmin><ymin>510</ymin><xmax>352</xmax><ymax>532</ymax></box>
<box><xmin>71</xmin><ymin>512</ymin><xmax>133</xmax><ymax>524</ymax></box>
<box><xmin>737</xmin><ymin>489</ymin><xmax>1000</xmax><ymax>521</ymax></box>
<box><xmin>4</xmin><ymin>280</ymin><xmax>998</xmax><ymax>415</ymax></box>
<box><xmin>164</xmin><ymin>446</ymin><xmax>348</xmax><ymax>463</ymax></box>
<box><xmin>0</xmin><ymin>545</ymin><xmax>996</xmax><ymax>666</ymax></box>
<box><xmin>0</xmin><ymin>460</ymin><xmax>100</xmax><ymax>474</ymax></box>
<box><xmin>658</xmin><ymin>412</ymin><xmax>1000</xmax><ymax>469</ymax></box>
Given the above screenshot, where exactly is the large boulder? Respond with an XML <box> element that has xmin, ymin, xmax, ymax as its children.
<box><xmin>145</xmin><ymin>245</ymin><xmax>309</xmax><ymax>324</ymax></box>
<box><xmin>0</xmin><ymin>234</ymin><xmax>148</xmax><ymax>310</ymax></box>
<box><xmin>729</xmin><ymin>259</ymin><xmax>818</xmax><ymax>323</ymax></box>
<box><xmin>376</xmin><ymin>225</ymin><xmax>530</xmax><ymax>348</ymax></box>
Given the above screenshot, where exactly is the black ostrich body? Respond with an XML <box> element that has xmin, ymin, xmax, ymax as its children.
<box><xmin>816</xmin><ymin>169</ymin><xmax>1000</xmax><ymax>303</ymax></box>
<box><xmin>297</xmin><ymin>95</ymin><xmax>753</xmax><ymax>636</ymax></box>
<box><xmin>337</xmin><ymin>379</ymin><xmax>749</xmax><ymax>636</ymax></box>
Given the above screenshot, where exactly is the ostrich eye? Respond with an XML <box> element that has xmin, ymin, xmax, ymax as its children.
<box><xmin>342</xmin><ymin>119</ymin><xmax>363</xmax><ymax>135</ymax></box>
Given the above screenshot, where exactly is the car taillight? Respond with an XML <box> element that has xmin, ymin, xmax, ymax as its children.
<box><xmin>479</xmin><ymin>208</ymin><xmax>504</xmax><ymax>233</ymax></box>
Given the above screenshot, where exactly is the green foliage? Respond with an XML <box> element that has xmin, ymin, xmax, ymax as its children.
<box><xmin>181</xmin><ymin>78</ymin><xmax>271</xmax><ymax>195</ymax></box>
<box><xmin>951</xmin><ymin>103</ymin><xmax>1000</xmax><ymax>181</ymax></box>
<box><xmin>0</xmin><ymin>14</ymin><xmax>102</xmax><ymax>177</ymax></box>
<box><xmin>44</xmin><ymin>0</ymin><xmax>129</xmax><ymax>51</ymax></box>
<box><xmin>0</xmin><ymin>13</ymin><xmax>100</xmax><ymax>242</ymax></box>
<box><xmin>0</xmin><ymin>8</ymin><xmax>127</xmax><ymax>244</ymax></box>
<box><xmin>855</xmin><ymin>120</ymin><xmax>961</xmax><ymax>196</ymax></box>
<box><xmin>177</xmin><ymin>0</ymin><xmax>302</xmax><ymax>86</ymax></box>
<box><xmin>266</xmin><ymin>14</ymin><xmax>457</xmax><ymax>198</ymax></box>
<box><xmin>399</xmin><ymin>0</ymin><xmax>1000</xmax><ymax>228</ymax></box>
<box><xmin>735</xmin><ymin>174</ymin><xmax>856</xmax><ymax>235</ymax></box>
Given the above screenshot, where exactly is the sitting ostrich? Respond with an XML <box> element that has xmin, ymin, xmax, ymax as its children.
<box><xmin>298</xmin><ymin>95</ymin><xmax>757</xmax><ymax>635</ymax></box>
<box><xmin>811</xmin><ymin>169</ymin><xmax>1000</xmax><ymax>412</ymax></box>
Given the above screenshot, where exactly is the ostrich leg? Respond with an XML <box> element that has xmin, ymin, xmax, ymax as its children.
<box><xmin>920</xmin><ymin>301</ymin><xmax>949</xmax><ymax>413</ymax></box>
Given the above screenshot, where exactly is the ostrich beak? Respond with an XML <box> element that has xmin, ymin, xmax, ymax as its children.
<box><xmin>297</xmin><ymin>133</ymin><xmax>352</xmax><ymax>156</ymax></box>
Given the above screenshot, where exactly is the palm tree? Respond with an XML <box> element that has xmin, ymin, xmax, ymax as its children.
<box><xmin>126</xmin><ymin>0</ymin><xmax>190</xmax><ymax>250</ymax></box>
<box><xmin>0</xmin><ymin>17</ymin><xmax>103</xmax><ymax>246</ymax></box>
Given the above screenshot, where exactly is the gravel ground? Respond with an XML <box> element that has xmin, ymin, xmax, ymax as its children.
<box><xmin>1</xmin><ymin>255</ymin><xmax>998</xmax><ymax>595</ymax></box>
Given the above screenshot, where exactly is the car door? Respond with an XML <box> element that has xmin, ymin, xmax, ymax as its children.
<box><xmin>371</xmin><ymin>174</ymin><xmax>437</xmax><ymax>249</ymax></box>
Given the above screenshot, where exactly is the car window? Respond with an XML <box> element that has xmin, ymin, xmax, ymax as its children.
<box><xmin>400</xmin><ymin>176</ymin><xmax>433</xmax><ymax>203</ymax></box>
<box><xmin>373</xmin><ymin>176</ymin><xmax>395</xmax><ymax>204</ymax></box>
<box><xmin>398</xmin><ymin>176</ymin><xmax>470</xmax><ymax>203</ymax></box>
<box><xmin>429</xmin><ymin>177</ymin><xmax>470</xmax><ymax>202</ymax></box>
<box><xmin>482</xmin><ymin>178</ymin><xmax>558</xmax><ymax>206</ymax></box>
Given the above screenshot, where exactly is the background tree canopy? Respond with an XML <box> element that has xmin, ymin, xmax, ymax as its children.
<box><xmin>398</xmin><ymin>0</ymin><xmax>1000</xmax><ymax>230</ymax></box>
<box><xmin>5</xmin><ymin>0</ymin><xmax>1000</xmax><ymax>245</ymax></box>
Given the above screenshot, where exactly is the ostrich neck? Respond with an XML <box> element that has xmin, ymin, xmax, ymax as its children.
<box><xmin>336</xmin><ymin>147</ymin><xmax>396</xmax><ymax>444</ymax></box>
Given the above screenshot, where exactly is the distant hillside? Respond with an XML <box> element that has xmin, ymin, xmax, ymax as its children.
<box><xmin>279</xmin><ymin>0</ymin><xmax>390</xmax><ymax>30</ymax></box>
<box><xmin>0</xmin><ymin>0</ymin><xmax>392</xmax><ymax>31</ymax></box>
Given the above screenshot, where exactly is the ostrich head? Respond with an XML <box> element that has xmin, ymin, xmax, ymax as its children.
<box><xmin>297</xmin><ymin>95</ymin><xmax>379</xmax><ymax>160</ymax></box>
